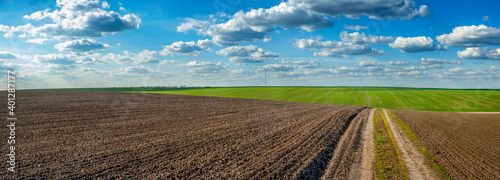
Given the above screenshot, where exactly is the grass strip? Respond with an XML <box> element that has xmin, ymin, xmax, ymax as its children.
<box><xmin>373</xmin><ymin>109</ymin><xmax>409</xmax><ymax>180</ymax></box>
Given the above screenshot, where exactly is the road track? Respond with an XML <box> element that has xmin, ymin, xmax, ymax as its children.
<box><xmin>382</xmin><ymin>109</ymin><xmax>437</xmax><ymax>180</ymax></box>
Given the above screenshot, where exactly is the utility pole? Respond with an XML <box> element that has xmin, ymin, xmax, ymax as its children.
<box><xmin>265</xmin><ymin>69</ymin><xmax>267</xmax><ymax>86</ymax></box>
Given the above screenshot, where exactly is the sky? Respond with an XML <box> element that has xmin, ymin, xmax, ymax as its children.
<box><xmin>0</xmin><ymin>0</ymin><xmax>499</xmax><ymax>89</ymax></box>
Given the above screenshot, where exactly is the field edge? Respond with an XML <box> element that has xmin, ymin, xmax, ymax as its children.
<box><xmin>386</xmin><ymin>109</ymin><xmax>452</xmax><ymax>180</ymax></box>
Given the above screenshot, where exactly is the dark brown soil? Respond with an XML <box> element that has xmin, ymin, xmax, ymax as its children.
<box><xmin>0</xmin><ymin>91</ymin><xmax>369</xmax><ymax>179</ymax></box>
<box><xmin>392</xmin><ymin>110</ymin><xmax>500</xmax><ymax>180</ymax></box>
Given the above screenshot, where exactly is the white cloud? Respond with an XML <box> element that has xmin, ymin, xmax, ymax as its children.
<box><xmin>94</xmin><ymin>50</ymin><xmax>159</xmax><ymax>64</ymax></box>
<box><xmin>344</xmin><ymin>25</ymin><xmax>367</xmax><ymax>31</ymax></box>
<box><xmin>122</xmin><ymin>65</ymin><xmax>154</xmax><ymax>74</ymax></box>
<box><xmin>337</xmin><ymin>66</ymin><xmax>359</xmax><ymax>72</ymax></box>
<box><xmin>0</xmin><ymin>51</ymin><xmax>17</xmax><ymax>60</ymax></box>
<box><xmin>403</xmin><ymin>66</ymin><xmax>426</xmax><ymax>71</ymax></box>
<box><xmin>295</xmin><ymin>38</ymin><xmax>385</xmax><ymax>57</ymax></box>
<box><xmin>18</xmin><ymin>33</ymin><xmax>28</xmax><ymax>38</ymax></box>
<box><xmin>358</xmin><ymin>61</ymin><xmax>385</xmax><ymax>67</ymax></box>
<box><xmin>423</xmin><ymin>64</ymin><xmax>443</xmax><ymax>70</ymax></box>
<box><xmin>0</xmin><ymin>63</ymin><xmax>21</xmax><ymax>71</ymax></box>
<box><xmin>55</xmin><ymin>39</ymin><xmax>110</xmax><ymax>52</ymax></box>
<box><xmin>2</xmin><ymin>0</ymin><xmax>141</xmax><ymax>39</ymax></box>
<box><xmin>390</xmin><ymin>36</ymin><xmax>447</xmax><ymax>53</ymax></box>
<box><xmin>3</xmin><ymin>32</ymin><xmax>13</xmax><ymax>37</ymax></box>
<box><xmin>281</xmin><ymin>59</ymin><xmax>321</xmax><ymax>69</ymax></box>
<box><xmin>130</xmin><ymin>50</ymin><xmax>159</xmax><ymax>64</ymax></box>
<box><xmin>257</xmin><ymin>64</ymin><xmax>295</xmax><ymax>72</ymax></box>
<box><xmin>180</xmin><ymin>61</ymin><xmax>228</xmax><ymax>75</ymax></box>
<box><xmin>160</xmin><ymin>40</ymin><xmax>209</xmax><ymax>56</ymax></box>
<box><xmin>42</xmin><ymin>64</ymin><xmax>77</xmax><ymax>75</ymax></box>
<box><xmin>263</xmin><ymin>35</ymin><xmax>273</xmax><ymax>42</ymax></box>
<box><xmin>457</xmin><ymin>47</ymin><xmax>500</xmax><ymax>59</ymax></box>
<box><xmin>80</xmin><ymin>67</ymin><xmax>107</xmax><ymax>75</ymax></box>
<box><xmin>27</xmin><ymin>38</ymin><xmax>49</xmax><ymax>44</ymax></box>
<box><xmin>160</xmin><ymin>60</ymin><xmax>178</xmax><ymax>65</ymax></box>
<box><xmin>101</xmin><ymin>1</ymin><xmax>110</xmax><ymax>9</ymax></box>
<box><xmin>487</xmin><ymin>66</ymin><xmax>498</xmax><ymax>71</ymax></box>
<box><xmin>436</xmin><ymin>25</ymin><xmax>500</xmax><ymax>47</ymax></box>
<box><xmin>176</xmin><ymin>18</ymin><xmax>210</xmax><ymax>34</ymax></box>
<box><xmin>216</xmin><ymin>45</ymin><xmax>278</xmax><ymax>63</ymax></box>
<box><xmin>288</xmin><ymin>0</ymin><xmax>430</xmax><ymax>19</ymax></box>
<box><xmin>393</xmin><ymin>70</ymin><xmax>425</xmax><ymax>76</ymax></box>
<box><xmin>340</xmin><ymin>31</ymin><xmax>393</xmax><ymax>44</ymax></box>
<box><xmin>388</xmin><ymin>61</ymin><xmax>409</xmax><ymax>66</ymax></box>
<box><xmin>420</xmin><ymin>58</ymin><xmax>463</xmax><ymax>65</ymax></box>
<box><xmin>179</xmin><ymin>2</ymin><xmax>333</xmax><ymax>45</ymax></box>
<box><xmin>443</xmin><ymin>67</ymin><xmax>478</xmax><ymax>75</ymax></box>
<box><xmin>35</xmin><ymin>54</ymin><xmax>75</xmax><ymax>65</ymax></box>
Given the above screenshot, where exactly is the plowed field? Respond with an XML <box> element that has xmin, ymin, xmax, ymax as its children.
<box><xmin>0</xmin><ymin>91</ymin><xmax>370</xmax><ymax>179</ymax></box>
<box><xmin>391</xmin><ymin>110</ymin><xmax>500</xmax><ymax>179</ymax></box>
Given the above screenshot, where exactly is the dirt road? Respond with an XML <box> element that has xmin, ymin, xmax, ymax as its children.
<box><xmin>347</xmin><ymin>108</ymin><xmax>375</xmax><ymax>180</ymax></box>
<box><xmin>382</xmin><ymin>109</ymin><xmax>437</xmax><ymax>180</ymax></box>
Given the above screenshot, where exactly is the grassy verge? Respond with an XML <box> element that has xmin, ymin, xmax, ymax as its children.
<box><xmin>373</xmin><ymin>109</ymin><xmax>409</xmax><ymax>180</ymax></box>
<box><xmin>386</xmin><ymin>109</ymin><xmax>453</xmax><ymax>180</ymax></box>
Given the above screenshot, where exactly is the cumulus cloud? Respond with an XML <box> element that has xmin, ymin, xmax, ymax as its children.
<box><xmin>122</xmin><ymin>65</ymin><xmax>154</xmax><ymax>74</ymax></box>
<box><xmin>281</xmin><ymin>59</ymin><xmax>321</xmax><ymax>69</ymax></box>
<box><xmin>340</xmin><ymin>31</ymin><xmax>393</xmax><ymax>44</ymax></box>
<box><xmin>55</xmin><ymin>39</ymin><xmax>110</xmax><ymax>52</ymax></box>
<box><xmin>0</xmin><ymin>51</ymin><xmax>17</xmax><ymax>60</ymax></box>
<box><xmin>388</xmin><ymin>61</ymin><xmax>409</xmax><ymax>66</ymax></box>
<box><xmin>257</xmin><ymin>64</ymin><xmax>295</xmax><ymax>72</ymax></box>
<box><xmin>420</xmin><ymin>58</ymin><xmax>463</xmax><ymax>65</ymax></box>
<box><xmin>27</xmin><ymin>38</ymin><xmax>49</xmax><ymax>44</ymax></box>
<box><xmin>216</xmin><ymin>45</ymin><xmax>278</xmax><ymax>63</ymax></box>
<box><xmin>457</xmin><ymin>47</ymin><xmax>500</xmax><ymax>59</ymax></box>
<box><xmin>402</xmin><ymin>66</ymin><xmax>427</xmax><ymax>71</ymax></box>
<box><xmin>1</xmin><ymin>0</ymin><xmax>141</xmax><ymax>39</ymax></box>
<box><xmin>344</xmin><ymin>25</ymin><xmax>367</xmax><ymax>31</ymax></box>
<box><xmin>358</xmin><ymin>61</ymin><xmax>385</xmax><ymax>67</ymax></box>
<box><xmin>42</xmin><ymin>64</ymin><xmax>77</xmax><ymax>75</ymax></box>
<box><xmin>436</xmin><ymin>25</ymin><xmax>500</xmax><ymax>47</ymax></box>
<box><xmin>176</xmin><ymin>18</ymin><xmax>210</xmax><ymax>34</ymax></box>
<box><xmin>84</xmin><ymin>50</ymin><xmax>159</xmax><ymax>64</ymax></box>
<box><xmin>288</xmin><ymin>0</ymin><xmax>430</xmax><ymax>19</ymax></box>
<box><xmin>442</xmin><ymin>67</ymin><xmax>478</xmax><ymax>76</ymax></box>
<box><xmin>294</xmin><ymin>38</ymin><xmax>385</xmax><ymax>57</ymax></box>
<box><xmin>160</xmin><ymin>40</ymin><xmax>209</xmax><ymax>56</ymax></box>
<box><xmin>178</xmin><ymin>2</ymin><xmax>333</xmax><ymax>45</ymax></box>
<box><xmin>392</xmin><ymin>70</ymin><xmax>425</xmax><ymax>76</ymax></box>
<box><xmin>80</xmin><ymin>67</ymin><xmax>107</xmax><ymax>75</ymax></box>
<box><xmin>129</xmin><ymin>50</ymin><xmax>159</xmax><ymax>64</ymax></box>
<box><xmin>180</xmin><ymin>61</ymin><xmax>228</xmax><ymax>74</ymax></box>
<box><xmin>160</xmin><ymin>60</ymin><xmax>178</xmax><ymax>65</ymax></box>
<box><xmin>390</xmin><ymin>36</ymin><xmax>447</xmax><ymax>53</ymax></box>
<box><xmin>35</xmin><ymin>54</ymin><xmax>76</xmax><ymax>65</ymax></box>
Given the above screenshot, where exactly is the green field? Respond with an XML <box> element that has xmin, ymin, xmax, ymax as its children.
<box><xmin>137</xmin><ymin>87</ymin><xmax>500</xmax><ymax>112</ymax></box>
<box><xmin>31</xmin><ymin>86</ymin><xmax>500</xmax><ymax>112</ymax></box>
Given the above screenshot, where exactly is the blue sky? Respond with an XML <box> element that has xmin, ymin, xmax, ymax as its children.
<box><xmin>0</xmin><ymin>0</ymin><xmax>499</xmax><ymax>89</ymax></box>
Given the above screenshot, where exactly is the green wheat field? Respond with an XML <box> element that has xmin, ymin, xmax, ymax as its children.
<box><xmin>34</xmin><ymin>86</ymin><xmax>500</xmax><ymax>112</ymax></box>
<box><xmin>145</xmin><ymin>87</ymin><xmax>500</xmax><ymax>112</ymax></box>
